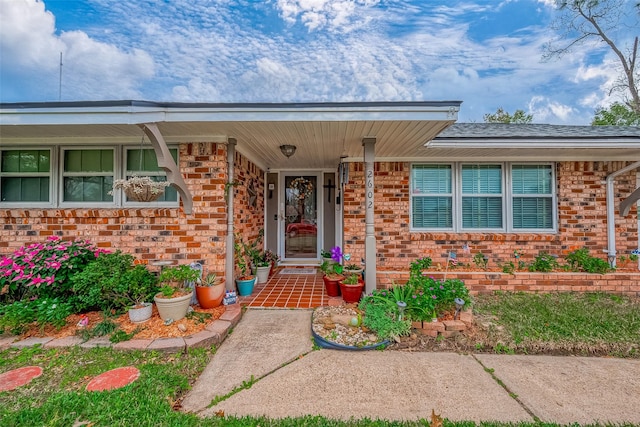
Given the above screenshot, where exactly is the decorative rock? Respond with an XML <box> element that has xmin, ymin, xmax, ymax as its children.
<box><xmin>164</xmin><ymin>318</ymin><xmax>174</xmax><ymax>326</ymax></box>
<box><xmin>177</xmin><ymin>323</ymin><xmax>187</xmax><ymax>332</ymax></box>
<box><xmin>459</xmin><ymin>311</ymin><xmax>474</xmax><ymax>324</ymax></box>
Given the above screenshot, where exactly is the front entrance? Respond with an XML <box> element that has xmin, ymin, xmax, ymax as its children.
<box><xmin>281</xmin><ymin>173</ymin><xmax>321</xmax><ymax>261</ymax></box>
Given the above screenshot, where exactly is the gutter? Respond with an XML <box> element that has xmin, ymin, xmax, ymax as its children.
<box><xmin>606</xmin><ymin>161</ymin><xmax>640</xmax><ymax>267</ymax></box>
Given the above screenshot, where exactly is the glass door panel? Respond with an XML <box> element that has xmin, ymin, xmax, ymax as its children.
<box><xmin>283</xmin><ymin>175</ymin><xmax>318</xmax><ymax>259</ymax></box>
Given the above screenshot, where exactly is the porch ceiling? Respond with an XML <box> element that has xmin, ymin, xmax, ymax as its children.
<box><xmin>0</xmin><ymin>101</ymin><xmax>461</xmax><ymax>170</ymax></box>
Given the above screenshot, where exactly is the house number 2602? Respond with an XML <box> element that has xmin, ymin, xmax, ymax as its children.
<box><xmin>366</xmin><ymin>170</ymin><xmax>373</xmax><ymax>208</ymax></box>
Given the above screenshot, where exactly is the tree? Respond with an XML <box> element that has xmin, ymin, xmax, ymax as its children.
<box><xmin>483</xmin><ymin>108</ymin><xmax>534</xmax><ymax>123</ymax></box>
<box><xmin>544</xmin><ymin>1</ymin><xmax>639</xmax><ymax>114</ymax></box>
<box><xmin>592</xmin><ymin>102</ymin><xmax>640</xmax><ymax>124</ymax></box>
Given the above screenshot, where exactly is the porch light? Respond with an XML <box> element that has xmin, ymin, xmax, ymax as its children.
<box><xmin>279</xmin><ymin>144</ymin><xmax>297</xmax><ymax>158</ymax></box>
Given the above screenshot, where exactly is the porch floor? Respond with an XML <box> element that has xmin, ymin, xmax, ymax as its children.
<box><xmin>237</xmin><ymin>267</ymin><xmax>338</xmax><ymax>308</ymax></box>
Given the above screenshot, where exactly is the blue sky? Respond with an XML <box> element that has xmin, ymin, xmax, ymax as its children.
<box><xmin>0</xmin><ymin>0</ymin><xmax>637</xmax><ymax>124</ymax></box>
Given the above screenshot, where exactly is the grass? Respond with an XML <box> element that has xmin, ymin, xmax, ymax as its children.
<box><xmin>2</xmin><ymin>292</ymin><xmax>640</xmax><ymax>425</ymax></box>
<box><xmin>473</xmin><ymin>292</ymin><xmax>640</xmax><ymax>357</ymax></box>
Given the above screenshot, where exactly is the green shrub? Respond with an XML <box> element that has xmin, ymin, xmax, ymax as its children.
<box><xmin>409</xmin><ymin>257</ymin><xmax>432</xmax><ymax>277</ymax></box>
<box><xmin>566</xmin><ymin>248</ymin><xmax>611</xmax><ymax>274</ymax></box>
<box><xmin>0</xmin><ymin>297</ymin><xmax>73</xmax><ymax>334</ymax></box>
<box><xmin>70</xmin><ymin>251</ymin><xmax>157</xmax><ymax>312</ymax></box>
<box><xmin>528</xmin><ymin>252</ymin><xmax>558</xmax><ymax>272</ymax></box>
<box><xmin>358</xmin><ymin>297</ymin><xmax>411</xmax><ymax>340</ymax></box>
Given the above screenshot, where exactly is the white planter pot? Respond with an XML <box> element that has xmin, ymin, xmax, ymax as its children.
<box><xmin>128</xmin><ymin>302</ymin><xmax>153</xmax><ymax>323</ymax></box>
<box><xmin>154</xmin><ymin>291</ymin><xmax>193</xmax><ymax>321</ymax></box>
<box><xmin>256</xmin><ymin>266</ymin><xmax>271</xmax><ymax>284</ymax></box>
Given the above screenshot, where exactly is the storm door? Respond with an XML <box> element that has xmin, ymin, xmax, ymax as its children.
<box><xmin>280</xmin><ymin>173</ymin><xmax>322</xmax><ymax>261</ymax></box>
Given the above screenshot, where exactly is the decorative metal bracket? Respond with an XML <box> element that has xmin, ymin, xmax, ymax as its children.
<box><xmin>139</xmin><ymin>123</ymin><xmax>194</xmax><ymax>214</ymax></box>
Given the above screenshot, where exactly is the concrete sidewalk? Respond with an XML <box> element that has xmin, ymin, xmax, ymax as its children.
<box><xmin>181</xmin><ymin>308</ymin><xmax>640</xmax><ymax>424</ymax></box>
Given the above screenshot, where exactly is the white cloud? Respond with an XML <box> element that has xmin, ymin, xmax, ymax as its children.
<box><xmin>275</xmin><ymin>0</ymin><xmax>381</xmax><ymax>32</ymax></box>
<box><xmin>528</xmin><ymin>95</ymin><xmax>575</xmax><ymax>122</ymax></box>
<box><xmin>0</xmin><ymin>0</ymin><xmax>154</xmax><ymax>100</ymax></box>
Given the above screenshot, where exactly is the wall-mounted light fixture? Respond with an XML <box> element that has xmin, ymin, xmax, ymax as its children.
<box><xmin>279</xmin><ymin>144</ymin><xmax>296</xmax><ymax>158</ymax></box>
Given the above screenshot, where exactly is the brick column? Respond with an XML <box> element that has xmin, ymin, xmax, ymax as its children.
<box><xmin>363</xmin><ymin>138</ymin><xmax>376</xmax><ymax>294</ymax></box>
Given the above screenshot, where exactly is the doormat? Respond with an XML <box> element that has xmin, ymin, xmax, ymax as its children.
<box><xmin>279</xmin><ymin>268</ymin><xmax>317</xmax><ymax>275</ymax></box>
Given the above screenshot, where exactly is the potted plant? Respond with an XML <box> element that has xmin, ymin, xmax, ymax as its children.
<box><xmin>118</xmin><ymin>264</ymin><xmax>159</xmax><ymax>323</ymax></box>
<box><xmin>321</xmin><ymin>249</ymin><xmax>333</xmax><ymax>264</ymax></box>
<box><xmin>195</xmin><ymin>272</ymin><xmax>225</xmax><ymax>309</ymax></box>
<box><xmin>344</xmin><ymin>263</ymin><xmax>364</xmax><ymax>276</ymax></box>
<box><xmin>110</xmin><ymin>176</ymin><xmax>171</xmax><ymax>202</ymax></box>
<box><xmin>234</xmin><ymin>236</ymin><xmax>256</xmax><ymax>296</ymax></box>
<box><xmin>154</xmin><ymin>264</ymin><xmax>199</xmax><ymax>321</ymax></box>
<box><xmin>339</xmin><ymin>272</ymin><xmax>365</xmax><ymax>304</ymax></box>
<box><xmin>263</xmin><ymin>249</ymin><xmax>280</xmax><ymax>276</ymax></box>
<box><xmin>320</xmin><ymin>259</ymin><xmax>344</xmax><ymax>297</ymax></box>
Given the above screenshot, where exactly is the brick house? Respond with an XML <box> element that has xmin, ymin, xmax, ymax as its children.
<box><xmin>1</xmin><ymin>101</ymin><xmax>639</xmax><ymax>294</ymax></box>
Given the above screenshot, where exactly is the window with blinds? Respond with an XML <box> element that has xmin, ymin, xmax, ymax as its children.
<box><xmin>511</xmin><ymin>164</ymin><xmax>553</xmax><ymax>229</ymax></box>
<box><xmin>411</xmin><ymin>162</ymin><xmax>555</xmax><ymax>232</ymax></box>
<box><xmin>411</xmin><ymin>164</ymin><xmax>452</xmax><ymax>228</ymax></box>
<box><xmin>461</xmin><ymin>164</ymin><xmax>503</xmax><ymax>229</ymax></box>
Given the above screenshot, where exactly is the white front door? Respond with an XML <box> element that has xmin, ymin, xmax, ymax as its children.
<box><xmin>279</xmin><ymin>172</ymin><xmax>323</xmax><ymax>262</ymax></box>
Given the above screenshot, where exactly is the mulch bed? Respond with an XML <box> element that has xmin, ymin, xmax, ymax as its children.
<box><xmin>17</xmin><ymin>304</ymin><xmax>226</xmax><ymax>341</ymax></box>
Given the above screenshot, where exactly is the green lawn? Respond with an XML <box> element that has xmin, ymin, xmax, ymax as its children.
<box><xmin>472</xmin><ymin>292</ymin><xmax>640</xmax><ymax>357</ymax></box>
<box><xmin>2</xmin><ymin>292</ymin><xmax>640</xmax><ymax>426</ymax></box>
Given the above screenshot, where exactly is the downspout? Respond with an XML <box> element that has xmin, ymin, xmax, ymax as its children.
<box><xmin>226</xmin><ymin>138</ymin><xmax>237</xmax><ymax>291</ymax></box>
<box><xmin>606</xmin><ymin>161</ymin><xmax>640</xmax><ymax>267</ymax></box>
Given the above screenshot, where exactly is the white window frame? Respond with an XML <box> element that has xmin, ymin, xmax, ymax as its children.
<box><xmin>59</xmin><ymin>146</ymin><xmax>118</xmax><ymax>207</ymax></box>
<box><xmin>0</xmin><ymin>147</ymin><xmax>55</xmax><ymax>208</ymax></box>
<box><xmin>410</xmin><ymin>162</ymin><xmax>557</xmax><ymax>233</ymax></box>
<box><xmin>409</xmin><ymin>163</ymin><xmax>455</xmax><ymax>231</ymax></box>
<box><xmin>508</xmin><ymin>163</ymin><xmax>556</xmax><ymax>232</ymax></box>
<box><xmin>118</xmin><ymin>146</ymin><xmax>179</xmax><ymax>207</ymax></box>
<box><xmin>458</xmin><ymin>163</ymin><xmax>505</xmax><ymax>231</ymax></box>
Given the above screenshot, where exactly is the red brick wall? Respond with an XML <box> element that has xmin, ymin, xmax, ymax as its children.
<box><xmin>381</xmin><ymin>271</ymin><xmax>640</xmax><ymax>296</ymax></box>
<box><xmin>343</xmin><ymin>161</ymin><xmax>639</xmax><ymax>285</ymax></box>
<box><xmin>0</xmin><ymin>143</ymin><xmax>264</xmax><ymax>281</ymax></box>
<box><xmin>232</xmin><ymin>150</ymin><xmax>265</xmax><ymax>277</ymax></box>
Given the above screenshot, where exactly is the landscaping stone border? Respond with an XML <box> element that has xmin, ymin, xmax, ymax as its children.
<box><xmin>0</xmin><ymin>304</ymin><xmax>242</xmax><ymax>354</ymax></box>
<box><xmin>412</xmin><ymin>310</ymin><xmax>474</xmax><ymax>338</ymax></box>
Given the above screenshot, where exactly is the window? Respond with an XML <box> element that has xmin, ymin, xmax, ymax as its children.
<box><xmin>511</xmin><ymin>164</ymin><xmax>553</xmax><ymax>229</ymax></box>
<box><xmin>461</xmin><ymin>164</ymin><xmax>503</xmax><ymax>229</ymax></box>
<box><xmin>124</xmin><ymin>148</ymin><xmax>178</xmax><ymax>203</ymax></box>
<box><xmin>62</xmin><ymin>149</ymin><xmax>114</xmax><ymax>202</ymax></box>
<box><xmin>411</xmin><ymin>163</ymin><xmax>555</xmax><ymax>232</ymax></box>
<box><xmin>411</xmin><ymin>165</ymin><xmax>452</xmax><ymax>228</ymax></box>
<box><xmin>0</xmin><ymin>150</ymin><xmax>51</xmax><ymax>203</ymax></box>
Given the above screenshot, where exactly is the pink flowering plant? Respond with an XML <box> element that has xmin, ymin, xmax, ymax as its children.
<box><xmin>0</xmin><ymin>236</ymin><xmax>108</xmax><ymax>303</ymax></box>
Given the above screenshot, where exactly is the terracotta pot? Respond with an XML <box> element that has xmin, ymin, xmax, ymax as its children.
<box><xmin>339</xmin><ymin>279</ymin><xmax>365</xmax><ymax>304</ymax></box>
<box><xmin>195</xmin><ymin>284</ymin><xmax>225</xmax><ymax>309</ymax></box>
<box><xmin>322</xmin><ymin>274</ymin><xmax>343</xmax><ymax>297</ymax></box>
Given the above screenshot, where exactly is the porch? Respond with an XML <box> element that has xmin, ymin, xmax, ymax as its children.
<box><xmin>237</xmin><ymin>267</ymin><xmax>339</xmax><ymax>308</ymax></box>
